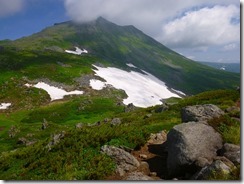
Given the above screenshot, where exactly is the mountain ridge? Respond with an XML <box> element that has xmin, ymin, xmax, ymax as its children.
<box><xmin>0</xmin><ymin>17</ymin><xmax>240</xmax><ymax>95</ymax></box>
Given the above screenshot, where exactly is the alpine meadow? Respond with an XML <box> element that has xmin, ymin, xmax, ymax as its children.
<box><xmin>0</xmin><ymin>16</ymin><xmax>240</xmax><ymax>180</ymax></box>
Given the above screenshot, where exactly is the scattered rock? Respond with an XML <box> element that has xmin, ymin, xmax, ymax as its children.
<box><xmin>47</xmin><ymin>131</ymin><xmax>66</xmax><ymax>150</ymax></box>
<box><xmin>139</xmin><ymin>154</ymin><xmax>148</xmax><ymax>160</ymax></box>
<box><xmin>124</xmin><ymin>171</ymin><xmax>154</xmax><ymax>180</ymax></box>
<box><xmin>147</xmin><ymin>130</ymin><xmax>167</xmax><ymax>145</ymax></box>
<box><xmin>17</xmin><ymin>137</ymin><xmax>28</xmax><ymax>145</ymax></box>
<box><xmin>101</xmin><ymin>145</ymin><xmax>140</xmax><ymax>176</ymax></box>
<box><xmin>219</xmin><ymin>143</ymin><xmax>240</xmax><ymax>165</ymax></box>
<box><xmin>144</xmin><ymin>114</ymin><xmax>152</xmax><ymax>119</ymax></box>
<box><xmin>167</xmin><ymin>122</ymin><xmax>223</xmax><ymax>177</ymax></box>
<box><xmin>155</xmin><ymin>104</ymin><xmax>169</xmax><ymax>113</ymax></box>
<box><xmin>8</xmin><ymin>125</ymin><xmax>20</xmax><ymax>138</ymax></box>
<box><xmin>192</xmin><ymin>159</ymin><xmax>235</xmax><ymax>180</ymax></box>
<box><xmin>149</xmin><ymin>172</ymin><xmax>157</xmax><ymax>177</ymax></box>
<box><xmin>41</xmin><ymin>119</ymin><xmax>49</xmax><ymax>130</ymax></box>
<box><xmin>124</xmin><ymin>103</ymin><xmax>137</xmax><ymax>112</ymax></box>
<box><xmin>181</xmin><ymin>104</ymin><xmax>224</xmax><ymax>123</ymax></box>
<box><xmin>75</xmin><ymin>123</ymin><xmax>84</xmax><ymax>129</ymax></box>
<box><xmin>17</xmin><ymin>137</ymin><xmax>36</xmax><ymax>146</ymax></box>
<box><xmin>225</xmin><ymin>106</ymin><xmax>240</xmax><ymax>113</ymax></box>
<box><xmin>110</xmin><ymin>118</ymin><xmax>121</xmax><ymax>126</ymax></box>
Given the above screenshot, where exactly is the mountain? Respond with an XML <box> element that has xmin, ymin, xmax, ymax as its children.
<box><xmin>0</xmin><ymin>17</ymin><xmax>240</xmax><ymax>180</ymax></box>
<box><xmin>2</xmin><ymin>17</ymin><xmax>240</xmax><ymax>95</ymax></box>
<box><xmin>198</xmin><ymin>61</ymin><xmax>240</xmax><ymax>73</ymax></box>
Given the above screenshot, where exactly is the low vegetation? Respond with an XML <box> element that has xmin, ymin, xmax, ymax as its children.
<box><xmin>0</xmin><ymin>89</ymin><xmax>240</xmax><ymax>180</ymax></box>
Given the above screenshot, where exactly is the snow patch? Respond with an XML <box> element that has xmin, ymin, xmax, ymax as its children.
<box><xmin>65</xmin><ymin>47</ymin><xmax>88</xmax><ymax>55</ymax></box>
<box><xmin>89</xmin><ymin>79</ymin><xmax>106</xmax><ymax>90</ymax></box>
<box><xmin>92</xmin><ymin>65</ymin><xmax>183</xmax><ymax>108</ymax></box>
<box><xmin>126</xmin><ymin>63</ymin><xmax>137</xmax><ymax>68</ymax></box>
<box><xmin>220</xmin><ymin>66</ymin><xmax>226</xmax><ymax>70</ymax></box>
<box><xmin>0</xmin><ymin>103</ymin><xmax>11</xmax><ymax>110</ymax></box>
<box><xmin>25</xmin><ymin>82</ymin><xmax>84</xmax><ymax>101</ymax></box>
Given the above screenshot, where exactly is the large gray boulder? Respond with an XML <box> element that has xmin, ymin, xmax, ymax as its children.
<box><xmin>181</xmin><ymin>104</ymin><xmax>224</xmax><ymax>122</ymax></box>
<box><xmin>167</xmin><ymin>122</ymin><xmax>223</xmax><ymax>177</ymax></box>
<box><xmin>101</xmin><ymin>145</ymin><xmax>140</xmax><ymax>176</ymax></box>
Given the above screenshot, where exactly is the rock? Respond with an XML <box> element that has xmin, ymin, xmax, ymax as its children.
<box><xmin>17</xmin><ymin>137</ymin><xmax>28</xmax><ymax>145</ymax></box>
<box><xmin>8</xmin><ymin>125</ymin><xmax>20</xmax><ymax>138</ymax></box>
<box><xmin>47</xmin><ymin>131</ymin><xmax>66</xmax><ymax>150</ymax></box>
<box><xmin>181</xmin><ymin>104</ymin><xmax>224</xmax><ymax>123</ymax></box>
<box><xmin>75</xmin><ymin>123</ymin><xmax>84</xmax><ymax>129</ymax></box>
<box><xmin>155</xmin><ymin>104</ymin><xmax>169</xmax><ymax>113</ymax></box>
<box><xmin>220</xmin><ymin>143</ymin><xmax>240</xmax><ymax>165</ymax></box>
<box><xmin>110</xmin><ymin>118</ymin><xmax>121</xmax><ymax>126</ymax></box>
<box><xmin>138</xmin><ymin>161</ymin><xmax>150</xmax><ymax>175</ymax></box>
<box><xmin>101</xmin><ymin>145</ymin><xmax>140</xmax><ymax>176</ymax></box>
<box><xmin>225</xmin><ymin>106</ymin><xmax>240</xmax><ymax>113</ymax></box>
<box><xmin>17</xmin><ymin>137</ymin><xmax>36</xmax><ymax>146</ymax></box>
<box><xmin>124</xmin><ymin>171</ymin><xmax>154</xmax><ymax>180</ymax></box>
<box><xmin>192</xmin><ymin>159</ymin><xmax>235</xmax><ymax>180</ymax></box>
<box><xmin>167</xmin><ymin>122</ymin><xmax>223</xmax><ymax>177</ymax></box>
<box><xmin>41</xmin><ymin>119</ymin><xmax>49</xmax><ymax>130</ymax></box>
<box><xmin>143</xmin><ymin>114</ymin><xmax>152</xmax><ymax>119</ymax></box>
<box><xmin>139</xmin><ymin>154</ymin><xmax>148</xmax><ymax>159</ymax></box>
<box><xmin>149</xmin><ymin>172</ymin><xmax>157</xmax><ymax>177</ymax></box>
<box><xmin>124</xmin><ymin>103</ymin><xmax>137</xmax><ymax>112</ymax></box>
<box><xmin>148</xmin><ymin>130</ymin><xmax>167</xmax><ymax>145</ymax></box>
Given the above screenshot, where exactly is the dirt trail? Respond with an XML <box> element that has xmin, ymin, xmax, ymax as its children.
<box><xmin>106</xmin><ymin>130</ymin><xmax>168</xmax><ymax>180</ymax></box>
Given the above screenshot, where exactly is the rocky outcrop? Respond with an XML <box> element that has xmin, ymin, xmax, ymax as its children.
<box><xmin>167</xmin><ymin>122</ymin><xmax>223</xmax><ymax>177</ymax></box>
<box><xmin>101</xmin><ymin>145</ymin><xmax>140</xmax><ymax>176</ymax></box>
<box><xmin>181</xmin><ymin>104</ymin><xmax>224</xmax><ymax>122</ymax></box>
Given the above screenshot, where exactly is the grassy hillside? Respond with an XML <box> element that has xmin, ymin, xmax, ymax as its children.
<box><xmin>0</xmin><ymin>89</ymin><xmax>240</xmax><ymax>180</ymax></box>
<box><xmin>1</xmin><ymin>17</ymin><xmax>240</xmax><ymax>95</ymax></box>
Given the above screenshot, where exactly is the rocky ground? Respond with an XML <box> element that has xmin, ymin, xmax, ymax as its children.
<box><xmin>103</xmin><ymin>103</ymin><xmax>240</xmax><ymax>181</ymax></box>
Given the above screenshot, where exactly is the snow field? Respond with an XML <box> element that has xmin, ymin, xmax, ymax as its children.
<box><xmin>91</xmin><ymin>65</ymin><xmax>182</xmax><ymax>108</ymax></box>
<box><xmin>25</xmin><ymin>82</ymin><xmax>84</xmax><ymax>101</ymax></box>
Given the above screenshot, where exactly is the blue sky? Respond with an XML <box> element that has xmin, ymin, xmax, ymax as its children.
<box><xmin>0</xmin><ymin>0</ymin><xmax>241</xmax><ymax>63</ymax></box>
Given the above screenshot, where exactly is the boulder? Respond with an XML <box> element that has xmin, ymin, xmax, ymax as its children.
<box><xmin>125</xmin><ymin>171</ymin><xmax>154</xmax><ymax>180</ymax></box>
<box><xmin>167</xmin><ymin>122</ymin><xmax>223</xmax><ymax>177</ymax></box>
<box><xmin>101</xmin><ymin>145</ymin><xmax>140</xmax><ymax>176</ymax></box>
<box><xmin>220</xmin><ymin>143</ymin><xmax>240</xmax><ymax>165</ymax></box>
<box><xmin>110</xmin><ymin>118</ymin><xmax>121</xmax><ymax>126</ymax></box>
<box><xmin>181</xmin><ymin>104</ymin><xmax>224</xmax><ymax>123</ymax></box>
<box><xmin>124</xmin><ymin>103</ymin><xmax>137</xmax><ymax>112</ymax></box>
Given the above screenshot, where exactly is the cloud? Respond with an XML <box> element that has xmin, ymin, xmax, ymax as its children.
<box><xmin>0</xmin><ymin>0</ymin><xmax>25</xmax><ymax>17</ymax></box>
<box><xmin>160</xmin><ymin>5</ymin><xmax>240</xmax><ymax>49</ymax></box>
<box><xmin>64</xmin><ymin>1</ymin><xmax>240</xmax><ymax>49</ymax></box>
<box><xmin>223</xmin><ymin>43</ymin><xmax>237</xmax><ymax>51</ymax></box>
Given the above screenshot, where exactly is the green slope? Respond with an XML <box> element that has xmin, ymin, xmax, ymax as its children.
<box><xmin>2</xmin><ymin>17</ymin><xmax>240</xmax><ymax>95</ymax></box>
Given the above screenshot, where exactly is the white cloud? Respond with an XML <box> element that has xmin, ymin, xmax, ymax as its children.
<box><xmin>0</xmin><ymin>0</ymin><xmax>25</xmax><ymax>17</ymax></box>
<box><xmin>223</xmin><ymin>43</ymin><xmax>237</xmax><ymax>51</ymax></box>
<box><xmin>64</xmin><ymin>1</ymin><xmax>240</xmax><ymax>49</ymax></box>
<box><xmin>160</xmin><ymin>5</ymin><xmax>240</xmax><ymax>48</ymax></box>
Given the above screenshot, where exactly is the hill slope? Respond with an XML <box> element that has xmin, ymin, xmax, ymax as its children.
<box><xmin>2</xmin><ymin>17</ymin><xmax>240</xmax><ymax>95</ymax></box>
